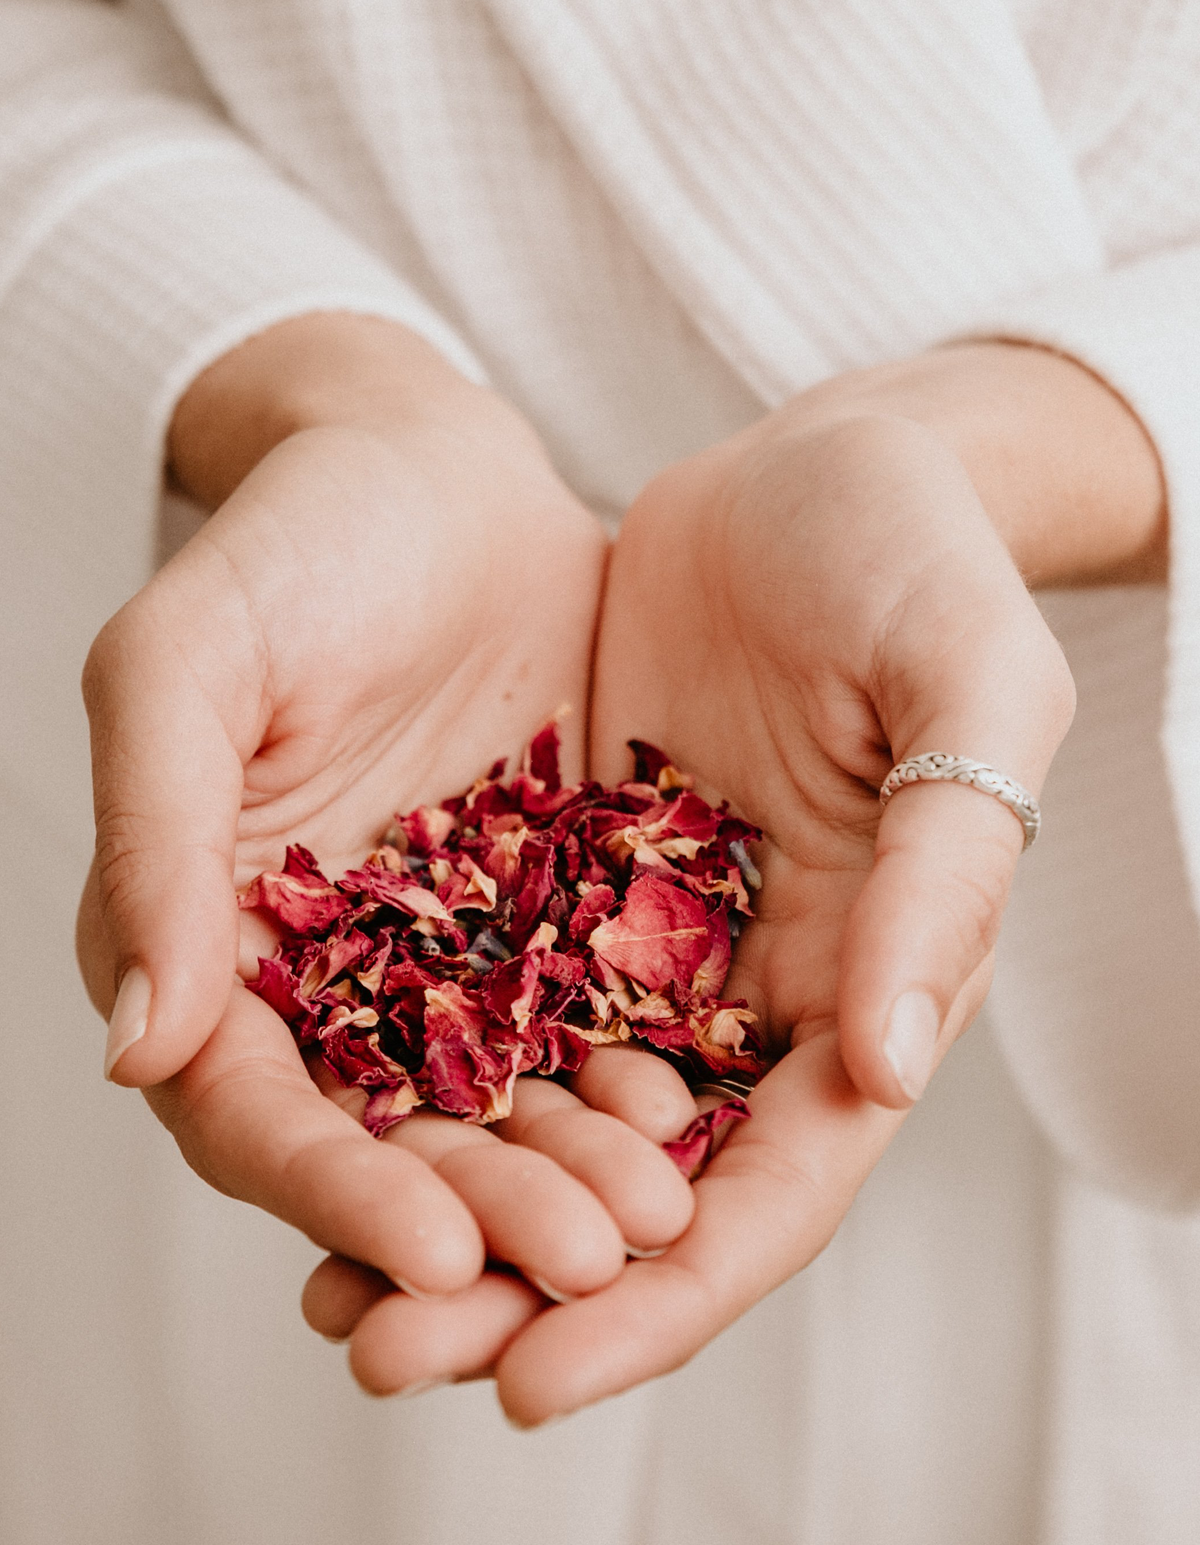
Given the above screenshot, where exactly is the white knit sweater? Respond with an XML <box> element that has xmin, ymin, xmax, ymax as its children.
<box><xmin>7</xmin><ymin>0</ymin><xmax>1200</xmax><ymax>1188</ymax></box>
<box><xmin>4</xmin><ymin>3</ymin><xmax>1200</xmax><ymax>1540</ymax></box>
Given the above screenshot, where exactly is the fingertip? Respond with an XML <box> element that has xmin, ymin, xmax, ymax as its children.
<box><xmin>100</xmin><ymin>872</ymin><xmax>242</xmax><ymax>1086</ymax></box>
<box><xmin>302</xmin><ymin>1255</ymin><xmax>392</xmax><ymax>1340</ymax></box>
<box><xmin>103</xmin><ymin>964</ymin><xmax>151</xmax><ymax>1081</ymax></box>
<box><xmin>621</xmin><ymin>1162</ymin><xmax>696</xmax><ymax>1254</ymax></box>
<box><xmin>385</xmin><ymin>1118</ymin><xmax>623</xmax><ymax>1296</ymax></box>
<box><xmin>837</xmin><ymin>777</ymin><xmax>1022</xmax><ymax>1107</ymax></box>
<box><xmin>102</xmin><ymin>967</ymin><xmax>236</xmax><ymax>1087</ymax></box>
<box><xmin>287</xmin><ymin>1138</ymin><xmax>488</xmax><ymax>1299</ymax></box>
<box><xmin>510</xmin><ymin>1102</ymin><xmax>697</xmax><ymax>1254</ymax></box>
<box><xmin>880</xmin><ymin>988</ymin><xmax>940</xmax><ymax>1103</ymax></box>
<box><xmin>835</xmin><ymin>985</ymin><xmax>942</xmax><ymax>1110</ymax></box>
<box><xmin>607</xmin><ymin>1143</ymin><xmax>695</xmax><ymax>1255</ymax></box>
<box><xmin>348</xmin><ymin>1272</ymin><xmax>543</xmax><ymax>1396</ymax></box>
<box><xmin>375</xmin><ymin>1196</ymin><xmax>488</xmax><ymax>1300</ymax></box>
<box><xmin>569</xmin><ymin>1046</ymin><xmax>698</xmax><ymax>1144</ymax></box>
<box><xmin>527</xmin><ymin>1273</ymin><xmax>578</xmax><ymax>1305</ymax></box>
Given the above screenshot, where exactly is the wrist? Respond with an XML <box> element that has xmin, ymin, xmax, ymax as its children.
<box><xmin>785</xmin><ymin>343</ymin><xmax>1167</xmax><ymax>586</ymax></box>
<box><xmin>167</xmin><ymin>312</ymin><xmax>488</xmax><ymax>508</ymax></box>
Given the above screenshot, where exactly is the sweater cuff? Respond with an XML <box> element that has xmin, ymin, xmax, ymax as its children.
<box><xmin>971</xmin><ymin>245</ymin><xmax>1200</xmax><ymax>875</ymax></box>
<box><xmin>0</xmin><ymin>141</ymin><xmax>487</xmax><ymax>540</ymax></box>
<box><xmin>965</xmin><ymin>249</ymin><xmax>1200</xmax><ymax>1207</ymax></box>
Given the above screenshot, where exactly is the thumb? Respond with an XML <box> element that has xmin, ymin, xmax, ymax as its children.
<box><xmin>81</xmin><ymin>599</ymin><xmax>246</xmax><ymax>1086</ymax></box>
<box><xmin>836</xmin><ymin>647</ymin><xmax>1074</xmax><ymax>1109</ymax></box>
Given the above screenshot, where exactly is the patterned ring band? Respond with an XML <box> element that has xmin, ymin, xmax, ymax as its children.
<box><xmin>692</xmin><ymin>1075</ymin><xmax>758</xmax><ymax>1102</ymax></box>
<box><xmin>878</xmin><ymin>752</ymin><xmax>1041</xmax><ymax>852</ymax></box>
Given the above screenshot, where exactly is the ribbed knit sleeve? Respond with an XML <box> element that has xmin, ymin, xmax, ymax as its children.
<box><xmin>0</xmin><ymin>0</ymin><xmax>485</xmax><ymax>541</ymax></box>
<box><xmin>971</xmin><ymin>248</ymin><xmax>1200</xmax><ymax>1208</ymax></box>
<box><xmin>982</xmin><ymin>247</ymin><xmax>1200</xmax><ymax>848</ymax></box>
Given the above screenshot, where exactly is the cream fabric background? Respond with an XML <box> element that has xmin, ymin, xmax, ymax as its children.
<box><xmin>5</xmin><ymin>1</ymin><xmax>1200</xmax><ymax>1540</ymax></box>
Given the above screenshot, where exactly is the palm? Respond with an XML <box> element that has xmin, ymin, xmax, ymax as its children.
<box><xmin>205</xmin><ymin>421</ymin><xmax>601</xmax><ymax>885</ymax></box>
<box><xmin>474</xmin><ymin>414</ymin><xmax>1071</xmax><ymax>1425</ymax></box>
<box><xmin>82</xmin><ymin>409</ymin><xmax>697</xmax><ymax>1316</ymax></box>
<box><xmin>592</xmin><ymin>436</ymin><xmax>901</xmax><ymax>1057</ymax></box>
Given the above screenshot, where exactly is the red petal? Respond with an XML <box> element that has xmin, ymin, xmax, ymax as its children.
<box><xmin>422</xmin><ymin>982</ymin><xmax>492</xmax><ymax>1041</ymax></box>
<box><xmin>248</xmin><ymin>956</ymin><xmax>314</xmax><ymax>1032</ymax></box>
<box><xmin>422</xmin><ymin>1035</ymin><xmax>520</xmax><ymax>1123</ymax></box>
<box><xmin>363</xmin><ymin>1081</ymin><xmax>423</xmax><ymax>1135</ymax></box>
<box><xmin>238</xmin><ymin>868</ymin><xmax>352</xmax><ymax>934</ymax></box>
<box><xmin>662</xmin><ymin>1098</ymin><xmax>750</xmax><ymax>1180</ymax></box>
<box><xmin>483</xmin><ymin>953</ymin><xmax>543</xmax><ymax>1029</ymax></box>
<box><xmin>690</xmin><ymin>911</ymin><xmax>732</xmax><ymax>997</ymax></box>
<box><xmin>628</xmin><ymin>740</ymin><xmax>672</xmax><ymax>786</ymax></box>
<box><xmin>340</xmin><ymin>867</ymin><xmax>455</xmax><ymax>922</ymax></box>
<box><xmin>525</xmin><ymin>721</ymin><xmax>562</xmax><ymax>791</ymax></box>
<box><xmin>569</xmin><ymin>884</ymin><xmax>617</xmax><ymax>941</ymax></box>
<box><xmin>398</xmin><ymin>806</ymin><xmax>457</xmax><ymax>855</ymax></box>
<box><xmin>587</xmin><ymin>874</ymin><xmax>710</xmax><ymax>991</ymax></box>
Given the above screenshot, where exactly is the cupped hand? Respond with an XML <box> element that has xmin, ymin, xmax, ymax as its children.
<box><xmin>488</xmin><ymin>400</ymin><xmax>1078</xmax><ymax>1419</ymax></box>
<box><xmin>328</xmin><ymin>350</ymin><xmax>1094</xmax><ymax>1410</ymax></box>
<box><xmin>77</xmin><ymin>314</ymin><xmax>694</xmax><ymax>1302</ymax></box>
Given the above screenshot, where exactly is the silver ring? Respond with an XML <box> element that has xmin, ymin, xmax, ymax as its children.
<box><xmin>879</xmin><ymin>752</ymin><xmax>1041</xmax><ymax>851</ymax></box>
<box><xmin>692</xmin><ymin>1075</ymin><xmax>757</xmax><ymax>1101</ymax></box>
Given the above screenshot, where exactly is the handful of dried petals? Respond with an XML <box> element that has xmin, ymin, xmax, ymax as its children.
<box><xmin>241</xmin><ymin>726</ymin><xmax>766</xmax><ymax>1178</ymax></box>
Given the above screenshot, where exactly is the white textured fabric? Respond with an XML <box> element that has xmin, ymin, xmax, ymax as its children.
<box><xmin>4</xmin><ymin>1</ymin><xmax>1200</xmax><ymax>1540</ymax></box>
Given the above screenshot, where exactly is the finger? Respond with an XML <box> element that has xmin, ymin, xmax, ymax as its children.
<box><xmin>238</xmin><ymin>908</ymin><xmax>286</xmax><ymax>981</ymax></box>
<box><xmin>835</xmin><ymin>553</ymin><xmax>1074</xmax><ymax>1108</ymax></box>
<box><xmin>302</xmin><ymin>1255</ymin><xmax>392</xmax><ymax>1341</ymax></box>
<box><xmin>382</xmin><ymin>1109</ymin><xmax>628</xmax><ymax>1301</ymax></box>
<box><xmin>147</xmin><ymin>985</ymin><xmax>486</xmax><ymax>1295</ymax></box>
<box><xmin>82</xmin><ymin>579</ymin><xmax>251</xmax><ymax>1086</ymax></box>
<box><xmin>836</xmin><ymin>780</ymin><xmax>1020</xmax><ymax>1107</ymax></box>
<box><xmin>349</xmin><ymin>1272</ymin><xmax>545</xmax><ymax>1396</ymax></box>
<box><xmin>568</xmin><ymin>1044</ymin><xmax>698</xmax><ymax>1144</ymax></box>
<box><xmin>496</xmin><ymin>1032</ymin><xmax>902</xmax><ymax>1426</ymax></box>
<box><xmin>495</xmin><ymin>1076</ymin><xmax>696</xmax><ymax>1254</ymax></box>
<box><xmin>305</xmin><ymin>1059</ymin><xmax>631</xmax><ymax>1298</ymax></box>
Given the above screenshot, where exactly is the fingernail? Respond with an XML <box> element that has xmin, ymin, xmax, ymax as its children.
<box><xmin>527</xmin><ymin>1274</ymin><xmax>578</xmax><ymax>1305</ymax></box>
<box><xmin>396</xmin><ymin>1378</ymin><xmax>447</xmax><ymax>1400</ymax></box>
<box><xmin>104</xmin><ymin>966</ymin><xmax>151</xmax><ymax>1080</ymax></box>
<box><xmin>506</xmin><ymin>1411</ymin><xmax>569</xmax><ymax>1432</ymax></box>
<box><xmin>883</xmin><ymin>990</ymin><xmax>941</xmax><ymax>1102</ymax></box>
<box><xmin>391</xmin><ymin>1276</ymin><xmax>440</xmax><ymax>1301</ymax></box>
<box><xmin>624</xmin><ymin>1242</ymin><xmax>667</xmax><ymax>1259</ymax></box>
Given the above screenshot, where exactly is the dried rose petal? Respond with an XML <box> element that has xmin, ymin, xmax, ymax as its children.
<box><xmin>363</xmin><ymin>1081</ymin><xmax>423</xmax><ymax>1136</ymax></box>
<box><xmin>238</xmin><ymin>848</ymin><xmax>351</xmax><ymax>934</ymax></box>
<box><xmin>251</xmin><ymin>956</ymin><xmax>314</xmax><ymax>1031</ymax></box>
<box><xmin>242</xmin><ymin>726</ymin><xmax>769</xmax><ymax>1168</ymax></box>
<box><xmin>587</xmin><ymin>874</ymin><xmax>710</xmax><ymax>992</ymax></box>
<box><xmin>662</xmin><ymin>1098</ymin><xmax>751</xmax><ymax>1180</ymax></box>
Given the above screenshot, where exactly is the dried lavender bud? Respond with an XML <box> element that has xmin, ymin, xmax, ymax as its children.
<box><xmin>728</xmin><ymin>839</ymin><xmax>762</xmax><ymax>891</ymax></box>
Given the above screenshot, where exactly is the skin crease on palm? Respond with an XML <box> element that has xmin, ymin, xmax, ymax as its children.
<box><xmin>76</xmin><ymin>317</ymin><xmax>700</xmax><ymax>1308</ymax></box>
<box><xmin>78</xmin><ymin>316</ymin><xmax>1167</xmax><ymax>1426</ymax></box>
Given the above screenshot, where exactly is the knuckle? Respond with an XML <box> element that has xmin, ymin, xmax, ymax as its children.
<box><xmin>93</xmin><ymin>811</ymin><xmax>157</xmax><ymax>910</ymax></box>
<box><xmin>280</xmin><ymin>1131</ymin><xmax>372</xmax><ymax>1204</ymax></box>
<box><xmin>1041</xmin><ymin>645</ymin><xmax>1077</xmax><ymax>741</ymax></box>
<box><xmin>81</xmin><ymin>600</ymin><xmax>148</xmax><ymax>714</ymax></box>
<box><xmin>936</xmin><ymin>857</ymin><xmax>1008</xmax><ymax>960</ymax></box>
<box><xmin>80</xmin><ymin>622</ymin><xmax>119</xmax><ymax>715</ymax></box>
<box><xmin>1008</xmin><ymin>616</ymin><xmax>1077</xmax><ymax>743</ymax></box>
<box><xmin>172</xmin><ymin>1057</ymin><xmax>308</xmax><ymax>1203</ymax></box>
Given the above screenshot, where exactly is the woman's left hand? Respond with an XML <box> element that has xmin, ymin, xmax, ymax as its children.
<box><xmin>309</xmin><ymin>344</ymin><xmax>1164</xmax><ymax>1420</ymax></box>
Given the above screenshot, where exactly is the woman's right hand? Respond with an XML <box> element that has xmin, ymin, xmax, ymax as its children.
<box><xmin>77</xmin><ymin>313</ymin><xmax>695</xmax><ymax>1315</ymax></box>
